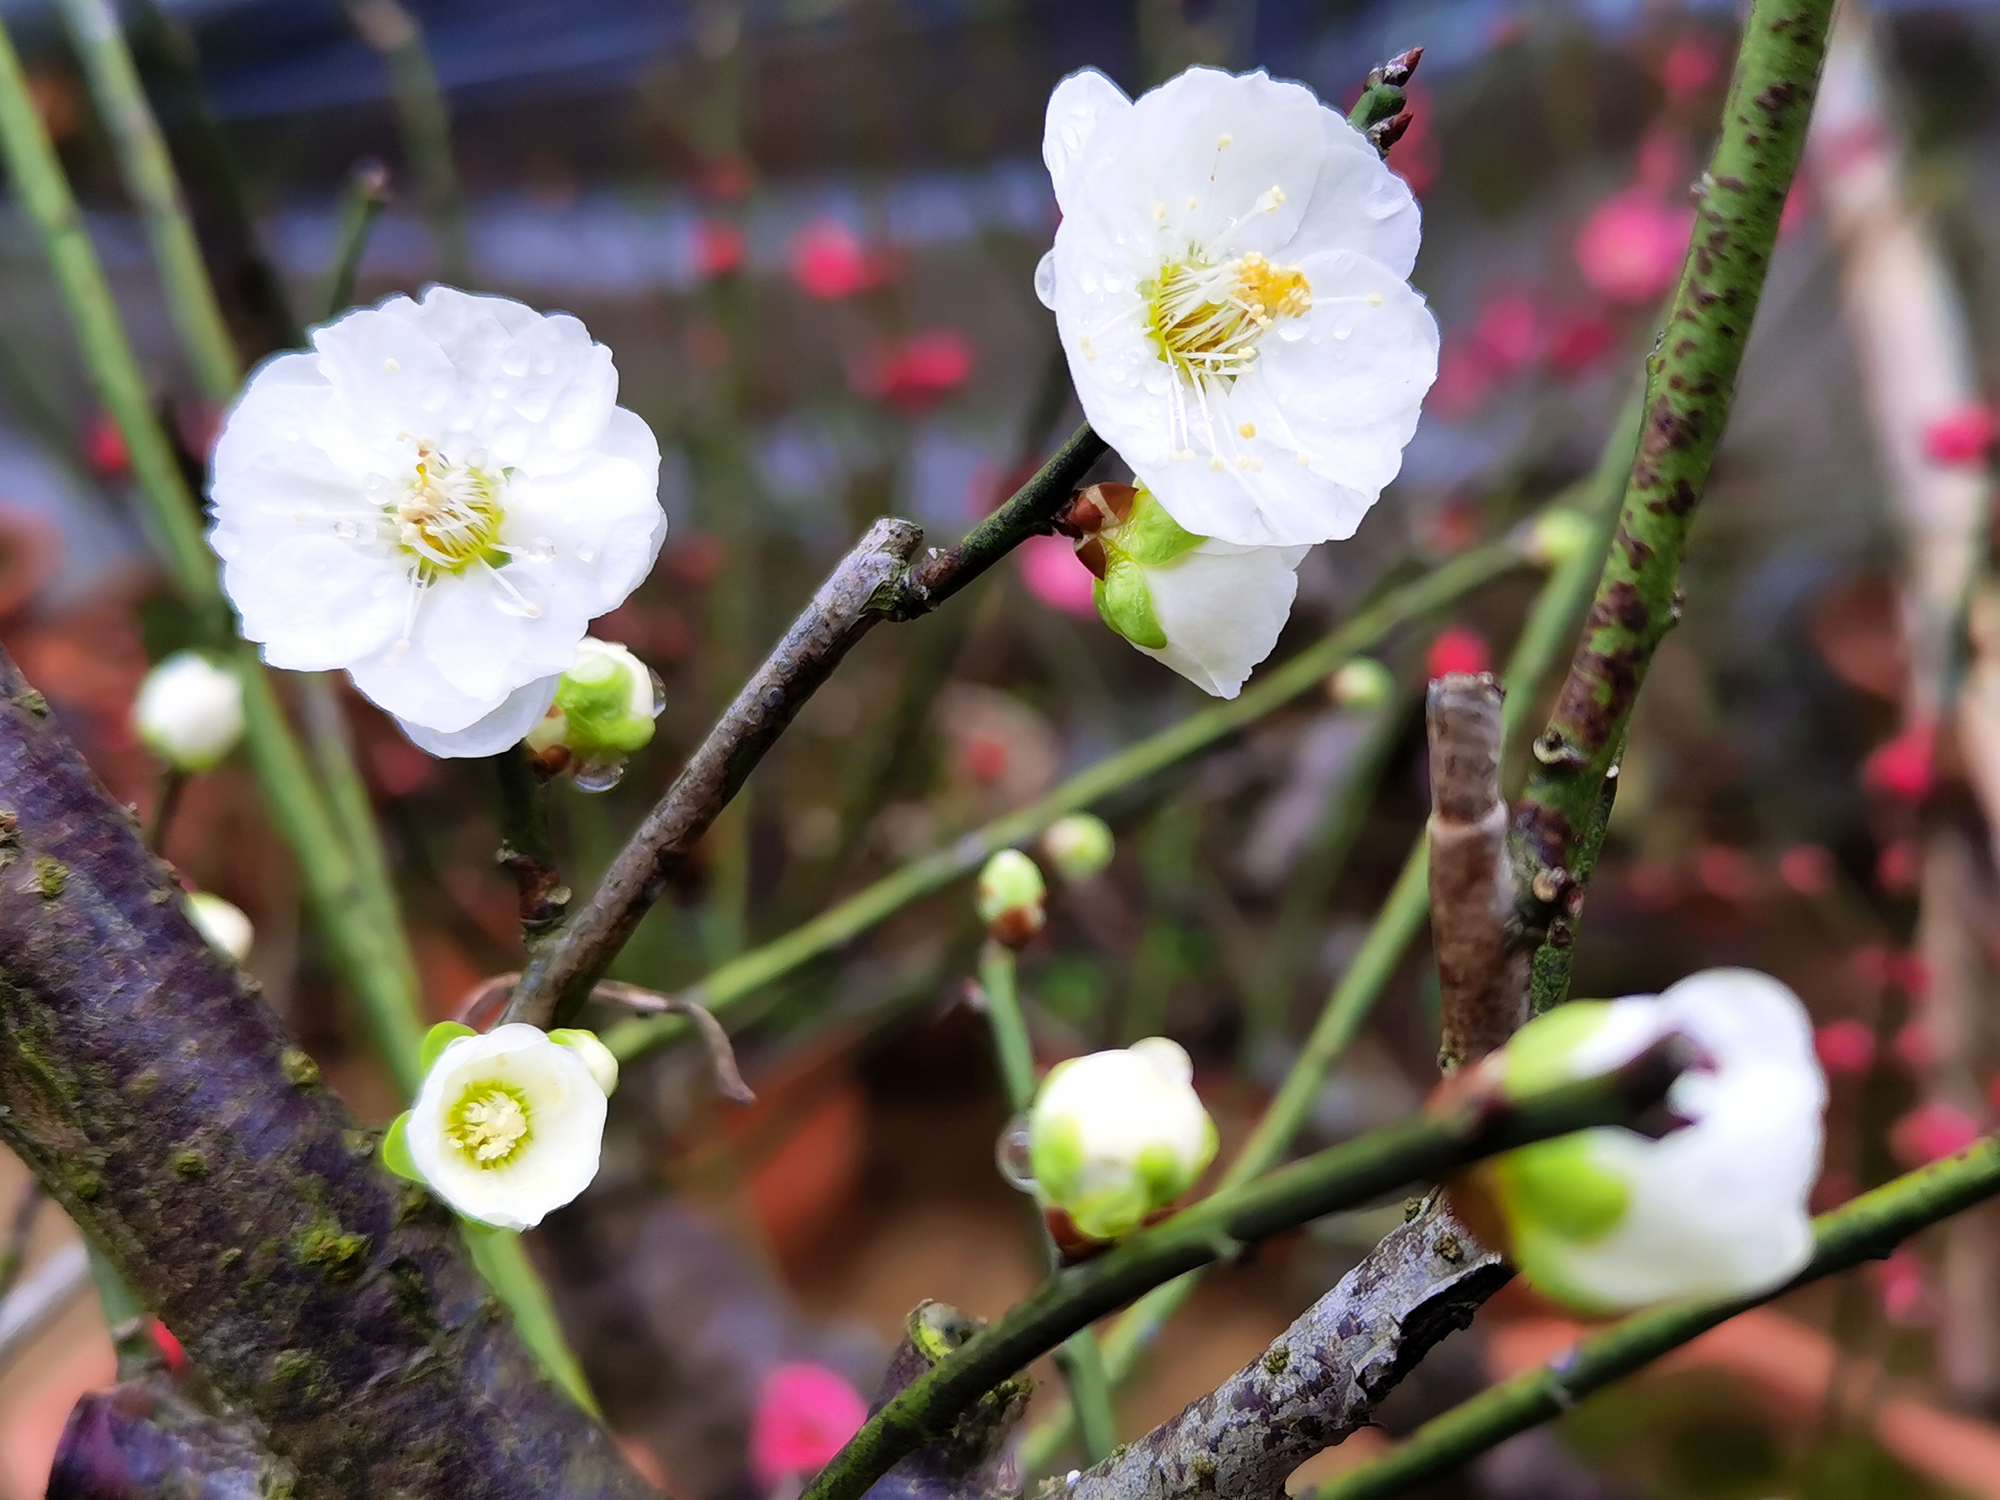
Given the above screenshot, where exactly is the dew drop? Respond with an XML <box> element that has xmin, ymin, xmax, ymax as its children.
<box><xmin>1334</xmin><ymin>328</ymin><xmax>1352</xmax><ymax>342</ymax></box>
<box><xmin>1034</xmin><ymin>250</ymin><xmax>1058</xmax><ymax>310</ymax></box>
<box><xmin>1277</xmin><ymin>322</ymin><xmax>1307</xmax><ymax>343</ymax></box>
<box><xmin>647</xmin><ymin>667</ymin><xmax>667</xmax><ymax>718</ymax></box>
<box><xmin>571</xmin><ymin>756</ymin><xmax>627</xmax><ymax>793</ymax></box>
<box><xmin>995</xmin><ymin>1113</ymin><xmax>1036</xmax><ymax>1193</ymax></box>
<box><xmin>525</xmin><ymin>535</ymin><xmax>557</xmax><ymax>561</ymax></box>
<box><xmin>576</xmin><ymin>547</ymin><xmax>596</xmax><ymax>564</ymax></box>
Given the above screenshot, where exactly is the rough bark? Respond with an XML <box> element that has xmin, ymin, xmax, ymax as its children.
<box><xmin>1425</xmin><ymin>675</ymin><xmax>1523</xmax><ymax>1068</ymax></box>
<box><xmin>0</xmin><ymin>645</ymin><xmax>653</xmax><ymax>1499</ymax></box>
<box><xmin>48</xmin><ymin>1375</ymin><xmax>288</xmax><ymax>1499</ymax></box>
<box><xmin>1064</xmin><ymin>1198</ymin><xmax>1505</xmax><ymax>1500</ymax></box>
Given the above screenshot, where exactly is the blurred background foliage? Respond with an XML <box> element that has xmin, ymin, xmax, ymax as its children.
<box><xmin>1</xmin><ymin>0</ymin><xmax>2000</xmax><ymax>1497</ymax></box>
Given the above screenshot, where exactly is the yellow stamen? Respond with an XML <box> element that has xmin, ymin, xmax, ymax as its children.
<box><xmin>447</xmin><ymin>1082</ymin><xmax>532</xmax><ymax>1167</ymax></box>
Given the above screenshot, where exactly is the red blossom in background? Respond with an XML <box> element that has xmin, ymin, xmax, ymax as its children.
<box><xmin>790</xmin><ymin>218</ymin><xmax>888</xmax><ymax>300</ymax></box>
<box><xmin>1872</xmin><ymin>1248</ymin><xmax>1937</xmax><ymax>1326</ymax></box>
<box><xmin>1695</xmin><ymin>843</ymin><xmax>1759</xmax><ymax>905</ymax></box>
<box><xmin>1876</xmin><ymin>837</ymin><xmax>1921</xmax><ymax>895</ymax></box>
<box><xmin>1658</xmin><ymin>34</ymin><xmax>1723</xmax><ymax>102</ymax></box>
<box><xmin>1019</xmin><ymin>532</ymin><xmax>1097</xmax><ymax>618</ymax></box>
<box><xmin>1575</xmin><ymin>189</ymin><xmax>1694</xmax><ymax>305</ymax></box>
<box><xmin>1890</xmin><ymin>1101</ymin><xmax>1982</xmax><ymax>1167</ymax></box>
<box><xmin>694</xmin><ymin>218</ymin><xmax>746</xmax><ymax>279</ymax></box>
<box><xmin>1777</xmin><ymin>842</ymin><xmax>1835</xmax><ymax>896</ymax></box>
<box><xmin>84</xmin><ymin>412</ymin><xmax>129</xmax><ymax>479</ymax></box>
<box><xmin>749</xmin><ymin>1363</ymin><xmax>868</xmax><ymax>1488</ymax></box>
<box><xmin>1426</xmin><ymin>626</ymin><xmax>1489</xmax><ymax>680</ymax></box>
<box><xmin>1923</xmin><ymin>400</ymin><xmax>1999</xmax><ymax>467</ymax></box>
<box><xmin>1814</xmin><ymin>1019</ymin><xmax>1876</xmax><ymax>1077</ymax></box>
<box><xmin>850</xmin><ymin>328</ymin><xmax>975</xmax><ymax>413</ymax></box>
<box><xmin>1861</xmin><ymin>718</ymin><xmax>1936</xmax><ymax>803</ymax></box>
<box><xmin>1545</xmin><ymin>310</ymin><xmax>1615</xmax><ymax>377</ymax></box>
<box><xmin>1892</xmin><ymin>1020</ymin><xmax>1932</xmax><ymax>1074</ymax></box>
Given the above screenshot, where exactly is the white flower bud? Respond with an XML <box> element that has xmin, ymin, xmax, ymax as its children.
<box><xmin>1040</xmin><ymin>814</ymin><xmax>1115</xmax><ymax>883</ymax></box>
<box><xmin>1478</xmin><ymin>969</ymin><xmax>1826</xmax><ymax>1314</ymax></box>
<box><xmin>387</xmin><ymin>1022</ymin><xmax>609</xmax><ymax>1231</ymax></box>
<box><xmin>1028</xmin><ymin>1037</ymin><xmax>1218</xmax><ymax>1242</ymax></box>
<box><xmin>184</xmin><ymin>891</ymin><xmax>252</xmax><ymax>963</ymax></box>
<box><xmin>133</xmin><ymin>651</ymin><xmax>244</xmax><ymax>772</ymax></box>
<box><xmin>549</xmin><ymin>1028</ymin><xmax>619</xmax><ymax>1097</ymax></box>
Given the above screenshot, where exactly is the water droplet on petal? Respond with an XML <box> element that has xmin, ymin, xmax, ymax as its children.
<box><xmin>647</xmin><ymin>667</ymin><xmax>667</xmax><ymax>718</ymax></box>
<box><xmin>1277</xmin><ymin>322</ymin><xmax>1307</xmax><ymax>343</ymax></box>
<box><xmin>1034</xmin><ymin>250</ymin><xmax>1058</xmax><ymax>310</ymax></box>
<box><xmin>995</xmin><ymin>1112</ymin><xmax>1036</xmax><ymax>1193</ymax></box>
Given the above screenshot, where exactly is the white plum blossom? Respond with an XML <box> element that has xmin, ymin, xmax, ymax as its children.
<box><xmin>1039</xmin><ymin>67</ymin><xmax>1437</xmax><ymax>548</ymax></box>
<box><xmin>390</xmin><ymin>1022</ymin><xmax>612</xmax><ymax>1231</ymax></box>
<box><xmin>184</xmin><ymin>891</ymin><xmax>253</xmax><ymax>963</ymax></box>
<box><xmin>1028</xmin><ymin>1036</ymin><xmax>1218</xmax><ymax>1242</ymax></box>
<box><xmin>1067</xmin><ymin>482</ymin><xmax>1305</xmax><ymax>698</ymax></box>
<box><xmin>134</xmin><ymin>651</ymin><xmax>244</xmax><ymax>771</ymax></box>
<box><xmin>1480</xmin><ymin>969</ymin><xmax>1827</xmax><ymax>1314</ymax></box>
<box><xmin>208</xmin><ymin>286</ymin><xmax>667</xmax><ymax>758</ymax></box>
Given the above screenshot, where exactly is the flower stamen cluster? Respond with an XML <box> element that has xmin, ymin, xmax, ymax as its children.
<box><xmin>445</xmin><ymin>1082</ymin><xmax>532</xmax><ymax>1166</ymax></box>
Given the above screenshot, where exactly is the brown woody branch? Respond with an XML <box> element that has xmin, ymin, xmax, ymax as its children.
<box><xmin>1426</xmin><ymin>673</ymin><xmax>1525</xmax><ymax>1068</ymax></box>
<box><xmin>506</xmin><ymin>425</ymin><xmax>1107</xmax><ymax>1030</ymax></box>
<box><xmin>0</xmin><ymin>644</ymin><xmax>654</xmax><ymax>1498</ymax></box>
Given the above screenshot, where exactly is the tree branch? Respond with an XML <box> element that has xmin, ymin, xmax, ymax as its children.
<box><xmin>1064</xmin><ymin>1196</ymin><xmax>1506</xmax><ymax>1500</ymax></box>
<box><xmin>797</xmin><ymin>1036</ymin><xmax>1694</xmax><ymax>1500</ymax></box>
<box><xmin>1426</xmin><ymin>674</ymin><xmax>1523</xmax><ymax>1069</ymax></box>
<box><xmin>862</xmin><ymin>1303</ymin><xmax>1029</xmax><ymax>1500</ymax></box>
<box><xmin>49</xmin><ymin>1373</ymin><xmax>288</xmax><ymax>1499</ymax></box>
<box><xmin>0</xmin><ymin>644</ymin><xmax>652</xmax><ymax>1498</ymax></box>
<box><xmin>1313</xmin><ymin>1135</ymin><xmax>2000</xmax><ymax>1500</ymax></box>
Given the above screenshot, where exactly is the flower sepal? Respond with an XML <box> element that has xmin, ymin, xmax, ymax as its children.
<box><xmin>527</xmin><ymin>638</ymin><xmax>662</xmax><ymax>790</ymax></box>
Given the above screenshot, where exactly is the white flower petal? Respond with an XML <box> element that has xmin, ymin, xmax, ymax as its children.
<box><xmin>1293</xmin><ymin>107</ymin><xmax>1424</xmax><ymax>281</ymax></box>
<box><xmin>394</xmin><ymin>675</ymin><xmax>558</xmax><ymax>759</ymax></box>
<box><xmin>1133</xmin><ymin>541</ymin><xmax>1307</xmax><ymax>697</ymax></box>
<box><xmin>223</xmin><ymin>532</ymin><xmax>406</xmax><ymax>672</ymax></box>
<box><xmin>1043</xmin><ymin>68</ymin><xmax>1133</xmax><ymax>213</ymax></box>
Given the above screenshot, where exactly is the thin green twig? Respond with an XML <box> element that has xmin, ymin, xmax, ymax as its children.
<box><xmin>320</xmin><ymin>158</ymin><xmax>391</xmax><ymax>319</ymax></box>
<box><xmin>349</xmin><ymin>0</ymin><xmax>471</xmax><ymax>284</ymax></box>
<box><xmin>601</xmin><ymin>535</ymin><xmax>1529</xmax><ymax>1064</ymax></box>
<box><xmin>799</xmin><ymin>1036</ymin><xmax>1694</xmax><ymax>1500</ymax></box>
<box><xmin>1311</xmin><ymin>1136</ymin><xmax>2000</xmax><ymax>1500</ymax></box>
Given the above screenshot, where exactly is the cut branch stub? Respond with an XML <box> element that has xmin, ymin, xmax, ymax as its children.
<box><xmin>863</xmin><ymin>1302</ymin><xmax>1029</xmax><ymax>1500</ymax></box>
<box><xmin>1427</xmin><ymin>672</ymin><xmax>1525</xmax><ymax>1069</ymax></box>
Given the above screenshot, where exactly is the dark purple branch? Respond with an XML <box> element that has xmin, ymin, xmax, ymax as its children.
<box><xmin>0</xmin><ymin>645</ymin><xmax>654</xmax><ymax>1498</ymax></box>
<box><xmin>49</xmin><ymin>1375</ymin><xmax>285</xmax><ymax>1499</ymax></box>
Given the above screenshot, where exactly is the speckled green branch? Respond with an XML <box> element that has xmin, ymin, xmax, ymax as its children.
<box><xmin>599</xmin><ymin>531</ymin><xmax>1530</xmax><ymax>1064</ymax></box>
<box><xmin>0</xmin><ymin>644</ymin><xmax>652</xmax><ymax>1498</ymax></box>
<box><xmin>1311</xmin><ymin>1136</ymin><xmax>2000</xmax><ymax>1500</ymax></box>
<box><xmin>56</xmin><ymin>0</ymin><xmax>240</xmax><ymax>404</ymax></box>
<box><xmin>796</xmin><ymin>1037</ymin><xmax>1695</xmax><ymax>1500</ymax></box>
<box><xmin>1510</xmin><ymin>0</ymin><xmax>1836</xmax><ymax>992</ymax></box>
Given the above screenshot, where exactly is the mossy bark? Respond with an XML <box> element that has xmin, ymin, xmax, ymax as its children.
<box><xmin>0</xmin><ymin>646</ymin><xmax>654</xmax><ymax>1499</ymax></box>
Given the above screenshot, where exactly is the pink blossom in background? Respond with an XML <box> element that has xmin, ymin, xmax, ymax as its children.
<box><xmin>1923</xmin><ymin>400</ymin><xmax>1999</xmax><ymax>466</ymax></box>
<box><xmin>1426</xmin><ymin>626</ymin><xmax>1489</xmax><ymax>680</ymax></box>
<box><xmin>1778</xmin><ymin>178</ymin><xmax>1813</xmax><ymax>240</ymax></box>
<box><xmin>1890</xmin><ymin>1101</ymin><xmax>1982</xmax><ymax>1168</ymax></box>
<box><xmin>1876</xmin><ymin>837</ymin><xmax>1920</xmax><ymax>895</ymax></box>
<box><xmin>1850</xmin><ymin>945</ymin><xmax>1927</xmax><ymax>996</ymax></box>
<box><xmin>791</xmin><ymin>218</ymin><xmax>883</xmax><ymax>300</ymax></box>
<box><xmin>1893</xmin><ymin>1020</ymin><xmax>1933</xmax><ymax>1074</ymax></box>
<box><xmin>1776</xmin><ymin>842</ymin><xmax>1835</xmax><ymax>896</ymax></box>
<box><xmin>1861</xmin><ymin>718</ymin><xmax>1936</xmax><ymax>804</ymax></box>
<box><xmin>695</xmin><ymin>218</ymin><xmax>746</xmax><ymax>279</ymax></box>
<box><xmin>1814</xmin><ymin>1019</ymin><xmax>1876</xmax><ymax>1077</ymax></box>
<box><xmin>1634</xmin><ymin>127</ymin><xmax>1687</xmax><ymax>196</ymax></box>
<box><xmin>1428</xmin><ymin>344</ymin><xmax>1494</xmax><ymax>420</ymax></box>
<box><xmin>84</xmin><ymin>411</ymin><xmax>129</xmax><ymax>479</ymax></box>
<box><xmin>1472</xmin><ymin>290</ymin><xmax>1539</xmax><ymax>378</ymax></box>
<box><xmin>749</xmin><ymin>1363</ymin><xmax>868</xmax><ymax>1488</ymax></box>
<box><xmin>1574</xmin><ymin>190</ymin><xmax>1693</xmax><ymax>305</ymax></box>
<box><xmin>1545</xmin><ymin>310</ymin><xmax>1614</xmax><ymax>378</ymax></box>
<box><xmin>853</xmin><ymin>329</ymin><xmax>975</xmax><ymax>412</ymax></box>
<box><xmin>1384</xmin><ymin>82</ymin><xmax>1440</xmax><ymax>197</ymax></box>
<box><xmin>1658</xmin><ymin>35</ymin><xmax>1722</xmax><ymax>102</ymax></box>
<box><xmin>1694</xmin><ymin>844</ymin><xmax>1759</xmax><ymax>905</ymax></box>
<box><xmin>1872</xmin><ymin>1248</ymin><xmax>1936</xmax><ymax>1326</ymax></box>
<box><xmin>1019</xmin><ymin>532</ymin><xmax>1097</xmax><ymax>618</ymax></box>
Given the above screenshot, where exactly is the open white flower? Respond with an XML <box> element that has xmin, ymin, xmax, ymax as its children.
<box><xmin>1068</xmin><ymin>482</ymin><xmax>1306</xmax><ymax>698</ymax></box>
<box><xmin>209</xmin><ymin>286</ymin><xmax>667</xmax><ymax>757</ymax></box>
<box><xmin>1028</xmin><ymin>1036</ymin><xmax>1217</xmax><ymax>1241</ymax></box>
<box><xmin>1039</xmin><ymin>67</ymin><xmax>1437</xmax><ymax>548</ymax></box>
<box><xmin>390</xmin><ymin>1022</ymin><xmax>610</xmax><ymax>1231</ymax></box>
<box><xmin>1479</xmin><ymin>969</ymin><xmax>1826</xmax><ymax>1314</ymax></box>
<box><xmin>134</xmin><ymin>651</ymin><xmax>244</xmax><ymax>771</ymax></box>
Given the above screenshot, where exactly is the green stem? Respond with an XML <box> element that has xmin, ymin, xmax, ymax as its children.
<box><xmin>1510</xmin><ymin>0</ymin><xmax>1836</xmax><ymax>941</ymax></box>
<box><xmin>297</xmin><ymin>673</ymin><xmax>412</xmax><ymax>966</ymax></box>
<box><xmin>975</xmin><ymin>937</ymin><xmax>1119</xmax><ymax>1462</ymax></box>
<box><xmin>602</xmin><ymin>535</ymin><xmax>1529</xmax><ymax>1064</ymax></box>
<box><xmin>1017</xmin><ymin>395</ymin><xmax>1644</xmax><ymax>1470</ymax></box>
<box><xmin>86</xmin><ymin>1245</ymin><xmax>161</xmax><ymax>1380</ymax></box>
<box><xmin>1311</xmin><ymin>1136</ymin><xmax>2000</xmax><ymax>1500</ymax></box>
<box><xmin>349</xmin><ymin>0</ymin><xmax>471</xmax><ymax>284</ymax></box>
<box><xmin>464</xmin><ymin>1229</ymin><xmax>599</xmax><ymax>1416</ymax></box>
<box><xmin>799</xmin><ymin>1037</ymin><xmax>1693</xmax><ymax>1500</ymax></box>
<box><xmin>144</xmin><ymin>767</ymin><xmax>184</xmax><ymax>854</ymax></box>
<box><xmin>57</xmin><ymin>0</ymin><xmax>239</xmax><ymax>404</ymax></box>
<box><xmin>320</xmin><ymin>158</ymin><xmax>391</xmax><ymax>318</ymax></box>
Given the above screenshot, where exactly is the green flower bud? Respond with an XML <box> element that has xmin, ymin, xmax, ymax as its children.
<box><xmin>528</xmin><ymin>639</ymin><xmax>660</xmax><ymax>787</ymax></box>
<box><xmin>1040</xmin><ymin>813</ymin><xmax>1114</xmax><ymax>883</ymax></box>
<box><xmin>977</xmin><ymin>848</ymin><xmax>1046</xmax><ymax>945</ymax></box>
<box><xmin>1521</xmin><ymin>508</ymin><xmax>1596</xmax><ymax>570</ymax></box>
<box><xmin>1328</xmin><ymin>657</ymin><xmax>1395</xmax><ymax>709</ymax></box>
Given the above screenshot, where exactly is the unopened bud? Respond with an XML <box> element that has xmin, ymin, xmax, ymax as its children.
<box><xmin>1028</xmin><ymin>1037</ymin><xmax>1218</xmax><ymax>1242</ymax></box>
<box><xmin>185</xmin><ymin>891</ymin><xmax>253</xmax><ymax>963</ymax></box>
<box><xmin>1040</xmin><ymin>814</ymin><xmax>1114</xmax><ymax>883</ymax></box>
<box><xmin>1522</xmin><ymin>509</ymin><xmax>1595</xmax><ymax>570</ymax></box>
<box><xmin>977</xmin><ymin>848</ymin><xmax>1046</xmax><ymax>945</ymax></box>
<box><xmin>1328</xmin><ymin>657</ymin><xmax>1395</xmax><ymax>709</ymax></box>
<box><xmin>134</xmin><ymin>651</ymin><xmax>244</xmax><ymax>772</ymax></box>
<box><xmin>528</xmin><ymin>638</ymin><xmax>661</xmax><ymax>785</ymax></box>
<box><xmin>549</xmin><ymin>1028</ymin><xmax>620</xmax><ymax>1096</ymax></box>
